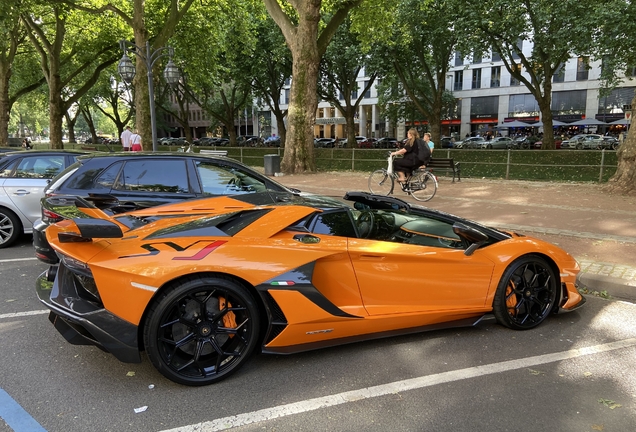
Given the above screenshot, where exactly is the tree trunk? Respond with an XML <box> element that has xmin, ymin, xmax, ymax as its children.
<box><xmin>0</xmin><ymin>64</ymin><xmax>10</xmax><ymax>147</ymax></box>
<box><xmin>606</xmin><ymin>95</ymin><xmax>636</xmax><ymax>195</ymax></box>
<box><xmin>49</xmin><ymin>71</ymin><xmax>65</xmax><ymax>149</ymax></box>
<box><xmin>346</xmin><ymin>115</ymin><xmax>356</xmax><ymax>147</ymax></box>
<box><xmin>275</xmin><ymin>113</ymin><xmax>286</xmax><ymax>147</ymax></box>
<box><xmin>282</xmin><ymin>17</ymin><xmax>320</xmax><ymax>173</ymax></box>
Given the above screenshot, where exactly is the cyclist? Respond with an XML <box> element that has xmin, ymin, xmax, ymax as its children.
<box><xmin>390</xmin><ymin>128</ymin><xmax>431</xmax><ymax>184</ymax></box>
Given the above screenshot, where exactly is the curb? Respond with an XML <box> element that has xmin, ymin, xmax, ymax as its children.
<box><xmin>576</xmin><ymin>272</ymin><xmax>636</xmax><ymax>302</ymax></box>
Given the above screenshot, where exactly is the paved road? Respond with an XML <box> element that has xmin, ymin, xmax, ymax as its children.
<box><xmin>1</xmin><ymin>176</ymin><xmax>636</xmax><ymax>432</ymax></box>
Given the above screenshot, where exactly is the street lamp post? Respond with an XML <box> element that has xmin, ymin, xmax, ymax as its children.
<box><xmin>118</xmin><ymin>40</ymin><xmax>180</xmax><ymax>151</ymax></box>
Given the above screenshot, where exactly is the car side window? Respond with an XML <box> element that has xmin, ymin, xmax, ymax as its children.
<box><xmin>13</xmin><ymin>156</ymin><xmax>65</xmax><ymax>179</ymax></box>
<box><xmin>310</xmin><ymin>210</ymin><xmax>357</xmax><ymax>237</ymax></box>
<box><xmin>94</xmin><ymin>162</ymin><xmax>124</xmax><ymax>190</ymax></box>
<box><xmin>196</xmin><ymin>161</ymin><xmax>268</xmax><ymax>195</ymax></box>
<box><xmin>0</xmin><ymin>160</ymin><xmax>18</xmax><ymax>177</ymax></box>
<box><xmin>114</xmin><ymin>160</ymin><xmax>189</xmax><ymax>193</ymax></box>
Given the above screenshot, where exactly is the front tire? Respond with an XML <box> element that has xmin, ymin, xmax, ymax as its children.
<box><xmin>0</xmin><ymin>208</ymin><xmax>22</xmax><ymax>249</ymax></box>
<box><xmin>144</xmin><ymin>276</ymin><xmax>260</xmax><ymax>386</ymax></box>
<box><xmin>493</xmin><ymin>256</ymin><xmax>557</xmax><ymax>330</ymax></box>
<box><xmin>368</xmin><ymin>169</ymin><xmax>393</xmax><ymax>195</ymax></box>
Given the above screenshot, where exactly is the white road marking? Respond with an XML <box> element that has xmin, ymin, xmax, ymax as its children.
<box><xmin>0</xmin><ymin>257</ymin><xmax>38</xmax><ymax>263</ymax></box>
<box><xmin>0</xmin><ymin>310</ymin><xmax>49</xmax><ymax>320</ymax></box>
<box><xmin>160</xmin><ymin>338</ymin><xmax>636</xmax><ymax>432</ymax></box>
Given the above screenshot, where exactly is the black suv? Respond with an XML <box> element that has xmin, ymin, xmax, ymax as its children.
<box><xmin>33</xmin><ymin>152</ymin><xmax>297</xmax><ymax>264</ymax></box>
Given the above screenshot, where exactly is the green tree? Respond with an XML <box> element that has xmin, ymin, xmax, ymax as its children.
<box><xmin>318</xmin><ymin>17</ymin><xmax>375</xmax><ymax>148</ymax></box>
<box><xmin>365</xmin><ymin>0</ymin><xmax>461</xmax><ymax>145</ymax></box>
<box><xmin>21</xmin><ymin>3</ymin><xmax>120</xmax><ymax>147</ymax></box>
<box><xmin>0</xmin><ymin>0</ymin><xmax>47</xmax><ymax>145</ymax></box>
<box><xmin>263</xmin><ymin>0</ymin><xmax>363</xmax><ymax>173</ymax></box>
<box><xmin>593</xmin><ymin>1</ymin><xmax>636</xmax><ymax>195</ymax></box>
<box><xmin>64</xmin><ymin>0</ymin><xmax>197</xmax><ymax>150</ymax></box>
<box><xmin>460</xmin><ymin>0</ymin><xmax>595</xmax><ymax>150</ymax></box>
<box><xmin>250</xmin><ymin>15</ymin><xmax>292</xmax><ymax>147</ymax></box>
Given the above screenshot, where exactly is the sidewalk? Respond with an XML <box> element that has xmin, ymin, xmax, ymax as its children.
<box><xmin>273</xmin><ymin>171</ymin><xmax>636</xmax><ymax>302</ymax></box>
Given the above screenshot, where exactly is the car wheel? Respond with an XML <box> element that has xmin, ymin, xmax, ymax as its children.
<box><xmin>0</xmin><ymin>208</ymin><xmax>22</xmax><ymax>249</ymax></box>
<box><xmin>492</xmin><ymin>255</ymin><xmax>557</xmax><ymax>330</ymax></box>
<box><xmin>612</xmin><ymin>143</ymin><xmax>618</xmax><ymax>150</ymax></box>
<box><xmin>576</xmin><ymin>143</ymin><xmax>583</xmax><ymax>150</ymax></box>
<box><xmin>487</xmin><ymin>144</ymin><xmax>493</xmax><ymax>149</ymax></box>
<box><xmin>144</xmin><ymin>275</ymin><xmax>260</xmax><ymax>386</ymax></box>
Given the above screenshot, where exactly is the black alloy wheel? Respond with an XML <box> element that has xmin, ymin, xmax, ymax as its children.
<box><xmin>493</xmin><ymin>256</ymin><xmax>557</xmax><ymax>330</ymax></box>
<box><xmin>144</xmin><ymin>276</ymin><xmax>260</xmax><ymax>386</ymax></box>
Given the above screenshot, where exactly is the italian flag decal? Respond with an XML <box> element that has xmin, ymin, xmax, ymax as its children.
<box><xmin>270</xmin><ymin>281</ymin><xmax>296</xmax><ymax>286</ymax></box>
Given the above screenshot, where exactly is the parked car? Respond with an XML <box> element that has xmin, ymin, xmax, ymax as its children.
<box><xmin>36</xmin><ymin>190</ymin><xmax>584</xmax><ymax>386</ymax></box>
<box><xmin>440</xmin><ymin>136</ymin><xmax>454</xmax><ymax>148</ymax></box>
<box><xmin>532</xmin><ymin>139</ymin><xmax>563</xmax><ymax>149</ymax></box>
<box><xmin>375</xmin><ymin>137</ymin><xmax>399</xmax><ymax>149</ymax></box>
<box><xmin>32</xmin><ymin>152</ymin><xmax>299</xmax><ymax>264</ymax></box>
<box><xmin>481</xmin><ymin>137</ymin><xmax>515</xmax><ymax>149</ymax></box>
<box><xmin>264</xmin><ymin>136</ymin><xmax>281</xmax><ymax>147</ymax></box>
<box><xmin>0</xmin><ymin>150</ymin><xmax>88</xmax><ymax>248</ymax></box>
<box><xmin>600</xmin><ymin>136</ymin><xmax>619</xmax><ymax>150</ymax></box>
<box><xmin>457</xmin><ymin>137</ymin><xmax>486</xmax><ymax>149</ymax></box>
<box><xmin>560</xmin><ymin>134</ymin><xmax>603</xmax><ymax>150</ymax></box>
<box><xmin>314</xmin><ymin>138</ymin><xmax>336</xmax><ymax>148</ymax></box>
<box><xmin>355</xmin><ymin>136</ymin><xmax>371</xmax><ymax>148</ymax></box>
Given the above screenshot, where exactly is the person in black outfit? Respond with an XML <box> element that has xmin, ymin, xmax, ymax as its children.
<box><xmin>391</xmin><ymin>128</ymin><xmax>430</xmax><ymax>184</ymax></box>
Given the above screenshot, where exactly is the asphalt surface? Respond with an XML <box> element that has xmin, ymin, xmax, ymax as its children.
<box><xmin>273</xmin><ymin>171</ymin><xmax>636</xmax><ymax>302</ymax></box>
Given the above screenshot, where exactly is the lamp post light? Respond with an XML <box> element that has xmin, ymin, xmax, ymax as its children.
<box><xmin>118</xmin><ymin>39</ymin><xmax>180</xmax><ymax>151</ymax></box>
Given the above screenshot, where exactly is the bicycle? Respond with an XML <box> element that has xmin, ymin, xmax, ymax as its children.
<box><xmin>368</xmin><ymin>153</ymin><xmax>438</xmax><ymax>201</ymax></box>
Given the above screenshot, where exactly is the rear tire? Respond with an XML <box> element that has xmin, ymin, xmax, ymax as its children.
<box><xmin>144</xmin><ymin>276</ymin><xmax>260</xmax><ymax>386</ymax></box>
<box><xmin>368</xmin><ymin>169</ymin><xmax>393</xmax><ymax>195</ymax></box>
<box><xmin>0</xmin><ymin>208</ymin><xmax>22</xmax><ymax>249</ymax></box>
<box><xmin>409</xmin><ymin>171</ymin><xmax>437</xmax><ymax>202</ymax></box>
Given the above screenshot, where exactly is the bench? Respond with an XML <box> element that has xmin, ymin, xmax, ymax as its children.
<box><xmin>199</xmin><ymin>149</ymin><xmax>228</xmax><ymax>157</ymax></box>
<box><xmin>427</xmin><ymin>158</ymin><xmax>461</xmax><ymax>182</ymax></box>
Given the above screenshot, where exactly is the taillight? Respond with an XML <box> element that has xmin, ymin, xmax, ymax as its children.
<box><xmin>42</xmin><ymin>208</ymin><xmax>63</xmax><ymax>223</ymax></box>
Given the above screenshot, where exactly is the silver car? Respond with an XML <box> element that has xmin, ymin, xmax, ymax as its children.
<box><xmin>0</xmin><ymin>150</ymin><xmax>86</xmax><ymax>247</ymax></box>
<box><xmin>560</xmin><ymin>134</ymin><xmax>603</xmax><ymax>150</ymax></box>
<box><xmin>457</xmin><ymin>137</ymin><xmax>486</xmax><ymax>149</ymax></box>
<box><xmin>481</xmin><ymin>137</ymin><xmax>515</xmax><ymax>149</ymax></box>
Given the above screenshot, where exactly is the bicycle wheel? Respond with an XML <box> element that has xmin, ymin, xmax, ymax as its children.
<box><xmin>368</xmin><ymin>169</ymin><xmax>393</xmax><ymax>195</ymax></box>
<box><xmin>409</xmin><ymin>170</ymin><xmax>437</xmax><ymax>201</ymax></box>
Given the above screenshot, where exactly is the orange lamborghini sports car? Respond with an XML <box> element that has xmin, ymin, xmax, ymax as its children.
<box><xmin>36</xmin><ymin>191</ymin><xmax>585</xmax><ymax>386</ymax></box>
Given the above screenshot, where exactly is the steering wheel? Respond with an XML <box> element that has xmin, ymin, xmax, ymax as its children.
<box><xmin>357</xmin><ymin>210</ymin><xmax>375</xmax><ymax>239</ymax></box>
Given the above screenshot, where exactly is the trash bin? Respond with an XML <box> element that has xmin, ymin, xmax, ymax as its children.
<box><xmin>264</xmin><ymin>154</ymin><xmax>280</xmax><ymax>176</ymax></box>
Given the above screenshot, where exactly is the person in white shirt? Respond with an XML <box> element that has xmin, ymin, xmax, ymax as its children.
<box><xmin>129</xmin><ymin>129</ymin><xmax>142</xmax><ymax>152</ymax></box>
<box><xmin>120</xmin><ymin>126</ymin><xmax>132</xmax><ymax>151</ymax></box>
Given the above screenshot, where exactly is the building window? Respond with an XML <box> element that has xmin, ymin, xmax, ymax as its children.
<box><xmin>491</xmin><ymin>50</ymin><xmax>501</xmax><ymax>62</ymax></box>
<box><xmin>491</xmin><ymin>66</ymin><xmax>501</xmax><ymax>87</ymax></box>
<box><xmin>284</xmin><ymin>88</ymin><xmax>290</xmax><ymax>104</ymax></box>
<box><xmin>508</xmin><ymin>94</ymin><xmax>539</xmax><ymax>117</ymax></box>
<box><xmin>510</xmin><ymin>64</ymin><xmax>521</xmax><ymax>86</ymax></box>
<box><xmin>577</xmin><ymin>56</ymin><xmax>589</xmax><ymax>81</ymax></box>
<box><xmin>454</xmin><ymin>51</ymin><xmax>463</xmax><ymax>67</ymax></box>
<box><xmin>351</xmin><ymin>88</ymin><xmax>358</xmax><ymax>99</ymax></box>
<box><xmin>470</xmin><ymin>96</ymin><xmax>499</xmax><ymax>117</ymax></box>
<box><xmin>473</xmin><ymin>54</ymin><xmax>482</xmax><ymax>64</ymax></box>
<box><xmin>551</xmin><ymin>90</ymin><xmax>587</xmax><ymax>115</ymax></box>
<box><xmin>627</xmin><ymin>66</ymin><xmax>636</xmax><ymax>78</ymax></box>
<box><xmin>472</xmin><ymin>69</ymin><xmax>482</xmax><ymax>89</ymax></box>
<box><xmin>364</xmin><ymin>80</ymin><xmax>371</xmax><ymax>98</ymax></box>
<box><xmin>284</xmin><ymin>78</ymin><xmax>291</xmax><ymax>86</ymax></box>
<box><xmin>454</xmin><ymin>70</ymin><xmax>463</xmax><ymax>91</ymax></box>
<box><xmin>553</xmin><ymin>63</ymin><xmax>565</xmax><ymax>83</ymax></box>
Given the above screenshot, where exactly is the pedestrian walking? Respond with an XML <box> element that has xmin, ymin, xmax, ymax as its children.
<box><xmin>129</xmin><ymin>129</ymin><xmax>142</xmax><ymax>152</ymax></box>
<box><xmin>120</xmin><ymin>126</ymin><xmax>132</xmax><ymax>151</ymax></box>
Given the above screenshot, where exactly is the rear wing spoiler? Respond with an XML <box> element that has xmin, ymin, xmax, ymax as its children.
<box><xmin>42</xmin><ymin>195</ymin><xmax>124</xmax><ymax>242</ymax></box>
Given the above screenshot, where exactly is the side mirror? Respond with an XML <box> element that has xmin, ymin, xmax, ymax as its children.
<box><xmin>453</xmin><ymin>222</ymin><xmax>489</xmax><ymax>256</ymax></box>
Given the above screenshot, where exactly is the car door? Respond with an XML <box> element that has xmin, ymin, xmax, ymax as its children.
<box><xmin>108</xmin><ymin>158</ymin><xmax>197</xmax><ymax>208</ymax></box>
<box><xmin>348</xmin><ymin>210</ymin><xmax>495</xmax><ymax>315</ymax></box>
<box><xmin>2</xmin><ymin>154</ymin><xmax>66</xmax><ymax>223</ymax></box>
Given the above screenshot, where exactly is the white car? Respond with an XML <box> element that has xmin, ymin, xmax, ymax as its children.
<box><xmin>560</xmin><ymin>134</ymin><xmax>603</xmax><ymax>150</ymax></box>
<box><xmin>0</xmin><ymin>150</ymin><xmax>86</xmax><ymax>247</ymax></box>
